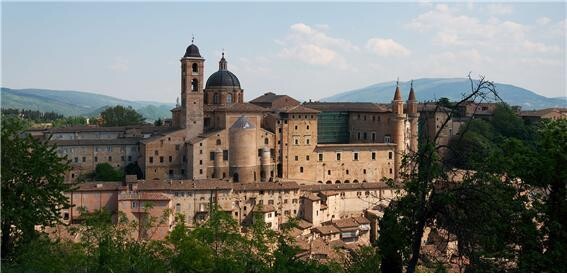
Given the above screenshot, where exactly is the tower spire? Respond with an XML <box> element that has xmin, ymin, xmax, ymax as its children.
<box><xmin>408</xmin><ymin>80</ymin><xmax>416</xmax><ymax>101</ymax></box>
<box><xmin>191</xmin><ymin>34</ymin><xmax>195</xmax><ymax>44</ymax></box>
<box><xmin>393</xmin><ymin>77</ymin><xmax>402</xmax><ymax>101</ymax></box>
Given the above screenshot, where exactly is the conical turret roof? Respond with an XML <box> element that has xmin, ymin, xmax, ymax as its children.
<box><xmin>230</xmin><ymin>115</ymin><xmax>255</xmax><ymax>129</ymax></box>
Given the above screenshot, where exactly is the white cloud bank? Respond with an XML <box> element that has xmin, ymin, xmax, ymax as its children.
<box><xmin>366</xmin><ymin>38</ymin><xmax>411</xmax><ymax>57</ymax></box>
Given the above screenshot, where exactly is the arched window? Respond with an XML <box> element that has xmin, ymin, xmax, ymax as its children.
<box><xmin>192</xmin><ymin>63</ymin><xmax>198</xmax><ymax>73</ymax></box>
<box><xmin>216</xmin><ymin>139</ymin><xmax>221</xmax><ymax>145</ymax></box>
<box><xmin>191</xmin><ymin>79</ymin><xmax>198</xmax><ymax>91</ymax></box>
<box><xmin>226</xmin><ymin>94</ymin><xmax>233</xmax><ymax>104</ymax></box>
<box><xmin>353</xmin><ymin>179</ymin><xmax>359</xmax><ymax>183</ymax></box>
<box><xmin>326</xmin><ymin>180</ymin><xmax>332</xmax><ymax>184</ymax></box>
<box><xmin>213</xmin><ymin>93</ymin><xmax>220</xmax><ymax>104</ymax></box>
<box><xmin>317</xmin><ymin>181</ymin><xmax>323</xmax><ymax>184</ymax></box>
<box><xmin>264</xmin><ymin>138</ymin><xmax>269</xmax><ymax>145</ymax></box>
<box><xmin>335</xmin><ymin>180</ymin><xmax>341</xmax><ymax>184</ymax></box>
<box><xmin>344</xmin><ymin>180</ymin><xmax>350</xmax><ymax>183</ymax></box>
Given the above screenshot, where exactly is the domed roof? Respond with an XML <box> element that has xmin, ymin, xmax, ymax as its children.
<box><xmin>205</xmin><ymin>53</ymin><xmax>241</xmax><ymax>88</ymax></box>
<box><xmin>206</xmin><ymin>70</ymin><xmax>241</xmax><ymax>88</ymax></box>
<box><xmin>230</xmin><ymin>115</ymin><xmax>255</xmax><ymax>129</ymax></box>
<box><xmin>184</xmin><ymin>44</ymin><xmax>201</xmax><ymax>58</ymax></box>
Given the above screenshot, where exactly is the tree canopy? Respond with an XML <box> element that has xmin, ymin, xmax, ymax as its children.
<box><xmin>100</xmin><ymin>105</ymin><xmax>145</xmax><ymax>127</ymax></box>
<box><xmin>1</xmin><ymin>117</ymin><xmax>72</xmax><ymax>259</ymax></box>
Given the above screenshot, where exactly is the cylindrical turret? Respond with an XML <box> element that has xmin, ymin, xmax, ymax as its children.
<box><xmin>391</xmin><ymin>80</ymin><xmax>405</xmax><ymax>179</ymax></box>
<box><xmin>407</xmin><ymin>81</ymin><xmax>419</xmax><ymax>153</ymax></box>
<box><xmin>213</xmin><ymin>147</ymin><xmax>223</xmax><ymax>179</ymax></box>
<box><xmin>260</xmin><ymin>146</ymin><xmax>271</xmax><ymax>181</ymax></box>
<box><xmin>229</xmin><ymin>116</ymin><xmax>257</xmax><ymax>183</ymax></box>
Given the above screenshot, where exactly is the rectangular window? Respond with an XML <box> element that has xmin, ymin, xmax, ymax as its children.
<box><xmin>385</xmin><ymin>135</ymin><xmax>392</xmax><ymax>143</ymax></box>
<box><xmin>353</xmin><ymin>152</ymin><xmax>359</xmax><ymax>161</ymax></box>
<box><xmin>336</xmin><ymin>153</ymin><xmax>341</xmax><ymax>161</ymax></box>
<box><xmin>292</xmin><ymin>199</ymin><xmax>298</xmax><ymax>204</ymax></box>
<box><xmin>82</xmin><ymin>156</ymin><xmax>86</xmax><ymax>162</ymax></box>
<box><xmin>268</xmin><ymin>200</ymin><xmax>274</xmax><ymax>205</ymax></box>
<box><xmin>306</xmin><ymin>155</ymin><xmax>310</xmax><ymax>161</ymax></box>
<box><xmin>95</xmin><ymin>156</ymin><xmax>98</xmax><ymax>162</ymax></box>
<box><xmin>107</xmin><ymin>146</ymin><xmax>112</xmax><ymax>152</ymax></box>
<box><xmin>372</xmin><ymin>132</ymin><xmax>376</xmax><ymax>141</ymax></box>
<box><xmin>74</xmin><ymin>157</ymin><xmax>78</xmax><ymax>163</ymax></box>
<box><xmin>169</xmin><ymin>156</ymin><xmax>173</xmax><ymax>162</ymax></box>
<box><xmin>210</xmin><ymin>152</ymin><xmax>215</xmax><ymax>161</ymax></box>
<box><xmin>294</xmin><ymin>156</ymin><xmax>299</xmax><ymax>161</ymax></box>
<box><xmin>149</xmin><ymin>157</ymin><xmax>153</xmax><ymax>163</ymax></box>
<box><xmin>363</xmin><ymin>132</ymin><xmax>367</xmax><ymax>140</ymax></box>
<box><xmin>131</xmin><ymin>201</ymin><xmax>137</xmax><ymax>208</ymax></box>
<box><xmin>319</xmin><ymin>153</ymin><xmax>323</xmax><ymax>161</ymax></box>
<box><xmin>121</xmin><ymin>156</ymin><xmax>125</xmax><ymax>161</ymax></box>
<box><xmin>108</xmin><ymin>156</ymin><xmax>112</xmax><ymax>162</ymax></box>
<box><xmin>154</xmin><ymin>150</ymin><xmax>159</xmax><ymax>155</ymax></box>
<box><xmin>389</xmin><ymin>152</ymin><xmax>393</xmax><ymax>160</ymax></box>
<box><xmin>300</xmin><ymin>167</ymin><xmax>304</xmax><ymax>173</ymax></box>
<box><xmin>128</xmin><ymin>156</ymin><xmax>132</xmax><ymax>161</ymax></box>
<box><xmin>175</xmin><ymin>144</ymin><xmax>180</xmax><ymax>151</ymax></box>
<box><xmin>372</xmin><ymin>152</ymin><xmax>376</xmax><ymax>160</ymax></box>
<box><xmin>223</xmin><ymin>150</ymin><xmax>229</xmax><ymax>160</ymax></box>
<box><xmin>160</xmin><ymin>156</ymin><xmax>164</xmax><ymax>163</ymax></box>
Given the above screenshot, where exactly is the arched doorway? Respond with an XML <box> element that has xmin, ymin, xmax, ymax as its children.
<box><xmin>233</xmin><ymin>173</ymin><xmax>239</xmax><ymax>182</ymax></box>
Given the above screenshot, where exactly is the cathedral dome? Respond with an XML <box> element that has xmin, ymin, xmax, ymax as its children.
<box><xmin>205</xmin><ymin>53</ymin><xmax>241</xmax><ymax>88</ymax></box>
<box><xmin>206</xmin><ymin>70</ymin><xmax>241</xmax><ymax>88</ymax></box>
<box><xmin>184</xmin><ymin>44</ymin><xmax>201</xmax><ymax>58</ymax></box>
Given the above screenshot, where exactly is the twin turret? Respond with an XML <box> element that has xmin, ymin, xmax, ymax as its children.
<box><xmin>391</xmin><ymin>79</ymin><xmax>419</xmax><ymax>178</ymax></box>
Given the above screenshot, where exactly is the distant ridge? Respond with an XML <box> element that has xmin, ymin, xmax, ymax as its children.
<box><xmin>322</xmin><ymin>78</ymin><xmax>566</xmax><ymax>110</ymax></box>
<box><xmin>1</xmin><ymin>87</ymin><xmax>175</xmax><ymax>121</ymax></box>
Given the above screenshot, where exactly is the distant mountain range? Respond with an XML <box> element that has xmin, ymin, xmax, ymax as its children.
<box><xmin>0</xmin><ymin>87</ymin><xmax>175</xmax><ymax>121</ymax></box>
<box><xmin>323</xmin><ymin>78</ymin><xmax>566</xmax><ymax>110</ymax></box>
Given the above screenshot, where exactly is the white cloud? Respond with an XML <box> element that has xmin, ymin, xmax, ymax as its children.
<box><xmin>366</xmin><ymin>38</ymin><xmax>411</xmax><ymax>57</ymax></box>
<box><xmin>536</xmin><ymin>17</ymin><xmax>551</xmax><ymax>26</ymax></box>
<box><xmin>280</xmin><ymin>44</ymin><xmax>336</xmax><ymax>65</ymax></box>
<box><xmin>405</xmin><ymin>4</ymin><xmax>560</xmax><ymax>55</ymax></box>
<box><xmin>278</xmin><ymin>23</ymin><xmax>356</xmax><ymax>68</ymax></box>
<box><xmin>109</xmin><ymin>57</ymin><xmax>129</xmax><ymax>73</ymax></box>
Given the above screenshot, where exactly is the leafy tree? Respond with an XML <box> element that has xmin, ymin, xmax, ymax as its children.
<box><xmin>1</xmin><ymin>117</ymin><xmax>72</xmax><ymax>259</ymax></box>
<box><xmin>100</xmin><ymin>105</ymin><xmax>145</xmax><ymax>126</ymax></box>
<box><xmin>94</xmin><ymin>163</ymin><xmax>124</xmax><ymax>181</ymax></box>
<box><xmin>346</xmin><ymin>246</ymin><xmax>382</xmax><ymax>272</ymax></box>
<box><xmin>154</xmin><ymin>118</ymin><xmax>163</xmax><ymax>126</ymax></box>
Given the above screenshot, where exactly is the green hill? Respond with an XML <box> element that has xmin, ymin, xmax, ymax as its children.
<box><xmin>323</xmin><ymin>78</ymin><xmax>566</xmax><ymax>110</ymax></box>
<box><xmin>1</xmin><ymin>87</ymin><xmax>174</xmax><ymax>121</ymax></box>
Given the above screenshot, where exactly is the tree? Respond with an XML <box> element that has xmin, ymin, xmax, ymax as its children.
<box><xmin>1</xmin><ymin>117</ymin><xmax>72</xmax><ymax>259</ymax></box>
<box><xmin>154</xmin><ymin>118</ymin><xmax>163</xmax><ymax>126</ymax></box>
<box><xmin>378</xmin><ymin>75</ymin><xmax>505</xmax><ymax>272</ymax></box>
<box><xmin>100</xmin><ymin>105</ymin><xmax>145</xmax><ymax>127</ymax></box>
<box><xmin>94</xmin><ymin>163</ymin><xmax>124</xmax><ymax>181</ymax></box>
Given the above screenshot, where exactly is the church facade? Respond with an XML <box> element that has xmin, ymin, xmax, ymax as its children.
<box><xmin>47</xmin><ymin>41</ymin><xmax>419</xmax><ymax>185</ymax></box>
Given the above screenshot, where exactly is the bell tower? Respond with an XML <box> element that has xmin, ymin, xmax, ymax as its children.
<box><xmin>180</xmin><ymin>37</ymin><xmax>204</xmax><ymax>139</ymax></box>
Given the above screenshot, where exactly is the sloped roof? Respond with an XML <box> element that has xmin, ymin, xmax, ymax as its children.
<box><xmin>217</xmin><ymin>103</ymin><xmax>269</xmax><ymax>113</ymax></box>
<box><xmin>303</xmin><ymin>102</ymin><xmax>390</xmax><ymax>113</ymax></box>
<box><xmin>312</xmin><ymin>225</ymin><xmax>340</xmax><ymax>235</ymax></box>
<box><xmin>277</xmin><ymin>104</ymin><xmax>320</xmax><ymax>114</ymax></box>
<box><xmin>230</xmin><ymin>115</ymin><xmax>255</xmax><ymax>129</ymax></box>
<box><xmin>49</xmin><ymin>138</ymin><xmax>140</xmax><ymax>146</ymax></box>
<box><xmin>250</xmin><ymin>92</ymin><xmax>284</xmax><ymax>103</ymax></box>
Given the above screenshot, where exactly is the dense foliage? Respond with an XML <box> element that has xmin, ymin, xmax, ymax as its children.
<box><xmin>1</xmin><ymin>117</ymin><xmax>72</xmax><ymax>259</ymax></box>
<box><xmin>100</xmin><ymin>105</ymin><xmax>145</xmax><ymax>126</ymax></box>
<box><xmin>1</xmin><ymin>206</ymin><xmax>377</xmax><ymax>272</ymax></box>
<box><xmin>377</xmin><ymin>77</ymin><xmax>567</xmax><ymax>272</ymax></box>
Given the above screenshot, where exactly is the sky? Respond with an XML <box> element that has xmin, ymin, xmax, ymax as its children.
<box><xmin>2</xmin><ymin>1</ymin><xmax>566</xmax><ymax>103</ymax></box>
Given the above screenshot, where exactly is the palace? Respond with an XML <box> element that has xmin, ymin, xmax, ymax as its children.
<box><xmin>46</xmin><ymin>41</ymin><xmax>419</xmax><ymax>185</ymax></box>
<box><xmin>43</xmin><ymin>41</ymin><xmax>423</xmax><ymax>258</ymax></box>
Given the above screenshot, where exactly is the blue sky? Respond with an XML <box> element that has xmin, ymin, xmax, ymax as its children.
<box><xmin>2</xmin><ymin>2</ymin><xmax>565</xmax><ymax>102</ymax></box>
